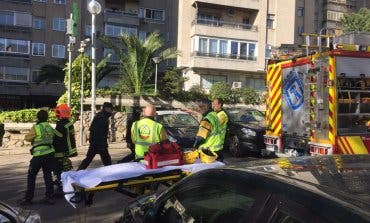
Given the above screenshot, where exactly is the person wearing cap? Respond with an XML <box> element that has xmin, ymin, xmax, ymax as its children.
<box><xmin>78</xmin><ymin>102</ymin><xmax>114</xmax><ymax>170</ymax></box>
<box><xmin>52</xmin><ymin>104</ymin><xmax>76</xmax><ymax>195</ymax></box>
<box><xmin>131</xmin><ymin>105</ymin><xmax>167</xmax><ymax>161</ymax></box>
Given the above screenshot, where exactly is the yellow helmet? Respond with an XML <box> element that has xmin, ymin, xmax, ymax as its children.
<box><xmin>184</xmin><ymin>150</ymin><xmax>199</xmax><ymax>164</ymax></box>
<box><xmin>199</xmin><ymin>148</ymin><xmax>218</xmax><ymax>163</ymax></box>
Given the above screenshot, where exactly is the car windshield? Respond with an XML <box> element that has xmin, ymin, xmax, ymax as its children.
<box><xmin>228</xmin><ymin>109</ymin><xmax>265</xmax><ymax>123</ymax></box>
<box><xmin>156</xmin><ymin>114</ymin><xmax>199</xmax><ymax>128</ymax></box>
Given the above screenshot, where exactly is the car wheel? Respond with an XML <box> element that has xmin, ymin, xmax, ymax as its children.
<box><xmin>228</xmin><ymin>135</ymin><xmax>242</xmax><ymax>157</ymax></box>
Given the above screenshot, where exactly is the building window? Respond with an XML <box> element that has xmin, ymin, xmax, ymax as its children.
<box><xmin>52</xmin><ymin>44</ymin><xmax>65</xmax><ymax>58</ymax></box>
<box><xmin>297</xmin><ymin>26</ymin><xmax>304</xmax><ymax>34</ymax></box>
<box><xmin>53</xmin><ymin>18</ymin><xmax>66</xmax><ymax>31</ymax></box>
<box><xmin>246</xmin><ymin>78</ymin><xmax>265</xmax><ymax>91</ymax></box>
<box><xmin>267</xmin><ymin>14</ymin><xmax>275</xmax><ymax>29</ymax></box>
<box><xmin>297</xmin><ymin>7</ymin><xmax>304</xmax><ymax>17</ymax></box>
<box><xmin>0</xmin><ymin>11</ymin><xmax>14</xmax><ymax>26</ymax></box>
<box><xmin>327</xmin><ymin>11</ymin><xmax>344</xmax><ymax>21</ymax></box>
<box><xmin>105</xmin><ymin>24</ymin><xmax>137</xmax><ymax>37</ymax></box>
<box><xmin>202</xmin><ymin>75</ymin><xmax>227</xmax><ymax>90</ymax></box>
<box><xmin>33</xmin><ymin>18</ymin><xmax>46</xmax><ymax>30</ymax></box>
<box><xmin>85</xmin><ymin>25</ymin><xmax>92</xmax><ymax>37</ymax></box>
<box><xmin>139</xmin><ymin>31</ymin><xmax>147</xmax><ymax>41</ymax></box>
<box><xmin>195</xmin><ymin>37</ymin><xmax>257</xmax><ymax>60</ymax></box>
<box><xmin>54</xmin><ymin>0</ymin><xmax>66</xmax><ymax>4</ymax></box>
<box><xmin>103</xmin><ymin>48</ymin><xmax>119</xmax><ymax>63</ymax></box>
<box><xmin>0</xmin><ymin>66</ymin><xmax>29</xmax><ymax>82</ymax></box>
<box><xmin>197</xmin><ymin>14</ymin><xmax>220</xmax><ymax>26</ymax></box>
<box><xmin>0</xmin><ymin>11</ymin><xmax>31</xmax><ymax>27</ymax></box>
<box><xmin>0</xmin><ymin>38</ymin><xmax>30</xmax><ymax>54</ymax></box>
<box><xmin>144</xmin><ymin>8</ymin><xmax>165</xmax><ymax>21</ymax></box>
<box><xmin>32</xmin><ymin>43</ymin><xmax>45</xmax><ymax>56</ymax></box>
<box><xmin>31</xmin><ymin>70</ymin><xmax>41</xmax><ymax>83</ymax></box>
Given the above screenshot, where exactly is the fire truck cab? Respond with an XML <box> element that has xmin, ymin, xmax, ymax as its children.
<box><xmin>264</xmin><ymin>33</ymin><xmax>370</xmax><ymax>157</ymax></box>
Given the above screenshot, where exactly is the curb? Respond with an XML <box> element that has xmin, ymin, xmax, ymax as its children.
<box><xmin>0</xmin><ymin>142</ymin><xmax>127</xmax><ymax>156</ymax></box>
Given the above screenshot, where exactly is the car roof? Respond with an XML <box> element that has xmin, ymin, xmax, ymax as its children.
<box><xmin>224</xmin><ymin>155</ymin><xmax>370</xmax><ymax>214</ymax></box>
<box><xmin>156</xmin><ymin>110</ymin><xmax>189</xmax><ymax>115</ymax></box>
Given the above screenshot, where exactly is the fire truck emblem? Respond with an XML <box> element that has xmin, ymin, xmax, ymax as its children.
<box><xmin>139</xmin><ymin>125</ymin><xmax>151</xmax><ymax>139</ymax></box>
<box><xmin>284</xmin><ymin>70</ymin><xmax>304</xmax><ymax>110</ymax></box>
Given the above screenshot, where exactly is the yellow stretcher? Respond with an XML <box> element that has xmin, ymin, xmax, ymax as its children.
<box><xmin>67</xmin><ymin>169</ymin><xmax>189</xmax><ymax>206</ymax></box>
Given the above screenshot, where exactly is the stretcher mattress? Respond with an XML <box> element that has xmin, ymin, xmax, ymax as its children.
<box><xmin>61</xmin><ymin>160</ymin><xmax>224</xmax><ymax>206</ymax></box>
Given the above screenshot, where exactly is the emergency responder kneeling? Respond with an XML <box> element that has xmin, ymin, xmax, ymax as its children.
<box><xmin>131</xmin><ymin>105</ymin><xmax>167</xmax><ymax>161</ymax></box>
<box><xmin>20</xmin><ymin>110</ymin><xmax>62</xmax><ymax>206</ymax></box>
<box><xmin>52</xmin><ymin>104</ymin><xmax>77</xmax><ymax>196</ymax></box>
<box><xmin>193</xmin><ymin>99</ymin><xmax>225</xmax><ymax>162</ymax></box>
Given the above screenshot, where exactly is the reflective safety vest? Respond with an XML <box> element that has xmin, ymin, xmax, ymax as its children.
<box><xmin>32</xmin><ymin>122</ymin><xmax>55</xmax><ymax>156</ymax></box>
<box><xmin>199</xmin><ymin>112</ymin><xmax>223</xmax><ymax>152</ymax></box>
<box><xmin>65</xmin><ymin>120</ymin><xmax>77</xmax><ymax>157</ymax></box>
<box><xmin>132</xmin><ymin>118</ymin><xmax>163</xmax><ymax>159</ymax></box>
<box><xmin>54</xmin><ymin>119</ymin><xmax>77</xmax><ymax>158</ymax></box>
<box><xmin>217</xmin><ymin>110</ymin><xmax>228</xmax><ymax>148</ymax></box>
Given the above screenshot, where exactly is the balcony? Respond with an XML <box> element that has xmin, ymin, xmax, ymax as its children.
<box><xmin>104</xmin><ymin>9</ymin><xmax>139</xmax><ymax>26</ymax></box>
<box><xmin>191</xmin><ymin>19</ymin><xmax>258</xmax><ymax>41</ymax></box>
<box><xmin>191</xmin><ymin>51</ymin><xmax>258</xmax><ymax>72</ymax></box>
<box><xmin>192</xmin><ymin>0</ymin><xmax>259</xmax><ymax>10</ymax></box>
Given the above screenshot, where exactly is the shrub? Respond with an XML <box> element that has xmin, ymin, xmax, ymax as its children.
<box><xmin>209</xmin><ymin>82</ymin><xmax>232</xmax><ymax>103</ymax></box>
<box><xmin>241</xmin><ymin>87</ymin><xmax>264</xmax><ymax>105</ymax></box>
<box><xmin>0</xmin><ymin>109</ymin><xmax>57</xmax><ymax>123</ymax></box>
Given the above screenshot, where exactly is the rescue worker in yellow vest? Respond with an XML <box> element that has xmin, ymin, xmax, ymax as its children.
<box><xmin>131</xmin><ymin>105</ymin><xmax>167</xmax><ymax>160</ymax></box>
<box><xmin>212</xmin><ymin>98</ymin><xmax>229</xmax><ymax>161</ymax></box>
<box><xmin>52</xmin><ymin>104</ymin><xmax>77</xmax><ymax>195</ymax></box>
<box><xmin>20</xmin><ymin>110</ymin><xmax>62</xmax><ymax>206</ymax></box>
<box><xmin>193</xmin><ymin>99</ymin><xmax>224</xmax><ymax>161</ymax></box>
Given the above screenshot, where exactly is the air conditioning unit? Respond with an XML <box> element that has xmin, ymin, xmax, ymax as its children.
<box><xmin>227</xmin><ymin>9</ymin><xmax>235</xmax><ymax>16</ymax></box>
<box><xmin>232</xmin><ymin>82</ymin><xmax>242</xmax><ymax>89</ymax></box>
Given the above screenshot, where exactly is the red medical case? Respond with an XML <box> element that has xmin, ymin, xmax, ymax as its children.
<box><xmin>144</xmin><ymin>141</ymin><xmax>184</xmax><ymax>169</ymax></box>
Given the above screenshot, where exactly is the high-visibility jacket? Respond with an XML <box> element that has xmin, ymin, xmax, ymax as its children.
<box><xmin>132</xmin><ymin>118</ymin><xmax>164</xmax><ymax>159</ymax></box>
<box><xmin>32</xmin><ymin>122</ymin><xmax>55</xmax><ymax>156</ymax></box>
<box><xmin>217</xmin><ymin>110</ymin><xmax>228</xmax><ymax>148</ymax></box>
<box><xmin>53</xmin><ymin>119</ymin><xmax>77</xmax><ymax>158</ymax></box>
<box><xmin>199</xmin><ymin>112</ymin><xmax>223</xmax><ymax>151</ymax></box>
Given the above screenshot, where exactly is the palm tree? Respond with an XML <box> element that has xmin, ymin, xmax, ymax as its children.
<box><xmin>102</xmin><ymin>32</ymin><xmax>179</xmax><ymax>94</ymax></box>
<box><xmin>35</xmin><ymin>64</ymin><xmax>64</xmax><ymax>84</ymax></box>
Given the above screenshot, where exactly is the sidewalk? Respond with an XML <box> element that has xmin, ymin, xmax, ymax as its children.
<box><xmin>0</xmin><ymin>142</ymin><xmax>128</xmax><ymax>156</ymax></box>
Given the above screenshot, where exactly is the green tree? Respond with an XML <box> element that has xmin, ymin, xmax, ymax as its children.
<box><xmin>341</xmin><ymin>8</ymin><xmax>370</xmax><ymax>33</ymax></box>
<box><xmin>159</xmin><ymin>68</ymin><xmax>187</xmax><ymax>98</ymax></box>
<box><xmin>35</xmin><ymin>64</ymin><xmax>64</xmax><ymax>84</ymax></box>
<box><xmin>209</xmin><ymin>82</ymin><xmax>232</xmax><ymax>103</ymax></box>
<box><xmin>241</xmin><ymin>87</ymin><xmax>263</xmax><ymax>105</ymax></box>
<box><xmin>102</xmin><ymin>32</ymin><xmax>179</xmax><ymax>94</ymax></box>
<box><xmin>57</xmin><ymin>54</ymin><xmax>116</xmax><ymax>113</ymax></box>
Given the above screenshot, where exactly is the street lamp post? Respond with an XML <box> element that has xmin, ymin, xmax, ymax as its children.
<box><xmin>88</xmin><ymin>0</ymin><xmax>101</xmax><ymax>118</ymax></box>
<box><xmin>152</xmin><ymin>56</ymin><xmax>161</xmax><ymax>94</ymax></box>
<box><xmin>78</xmin><ymin>38</ymin><xmax>90</xmax><ymax>146</ymax></box>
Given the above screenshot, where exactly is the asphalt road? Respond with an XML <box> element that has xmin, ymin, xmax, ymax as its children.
<box><xmin>0</xmin><ymin>145</ymin><xmax>259</xmax><ymax>223</ymax></box>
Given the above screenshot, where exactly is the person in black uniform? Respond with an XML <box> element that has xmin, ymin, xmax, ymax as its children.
<box><xmin>117</xmin><ymin>106</ymin><xmax>142</xmax><ymax>163</ymax></box>
<box><xmin>52</xmin><ymin>104</ymin><xmax>77</xmax><ymax>195</ymax></box>
<box><xmin>78</xmin><ymin>102</ymin><xmax>114</xmax><ymax>170</ymax></box>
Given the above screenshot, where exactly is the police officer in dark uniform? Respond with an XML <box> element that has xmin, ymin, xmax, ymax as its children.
<box><xmin>78</xmin><ymin>102</ymin><xmax>113</xmax><ymax>170</ymax></box>
<box><xmin>20</xmin><ymin>110</ymin><xmax>62</xmax><ymax>205</ymax></box>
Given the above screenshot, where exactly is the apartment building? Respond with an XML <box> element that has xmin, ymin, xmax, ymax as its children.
<box><xmin>1</xmin><ymin>0</ymin><xmax>368</xmax><ymax>109</ymax></box>
<box><xmin>0</xmin><ymin>0</ymin><xmax>66</xmax><ymax>110</ymax></box>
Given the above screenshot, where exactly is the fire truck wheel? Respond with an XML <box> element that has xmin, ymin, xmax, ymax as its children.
<box><xmin>228</xmin><ymin>135</ymin><xmax>242</xmax><ymax>157</ymax></box>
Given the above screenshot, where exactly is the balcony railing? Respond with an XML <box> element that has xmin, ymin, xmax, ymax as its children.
<box><xmin>104</xmin><ymin>9</ymin><xmax>138</xmax><ymax>18</ymax></box>
<box><xmin>192</xmin><ymin>51</ymin><xmax>257</xmax><ymax>61</ymax></box>
<box><xmin>192</xmin><ymin>19</ymin><xmax>258</xmax><ymax>31</ymax></box>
